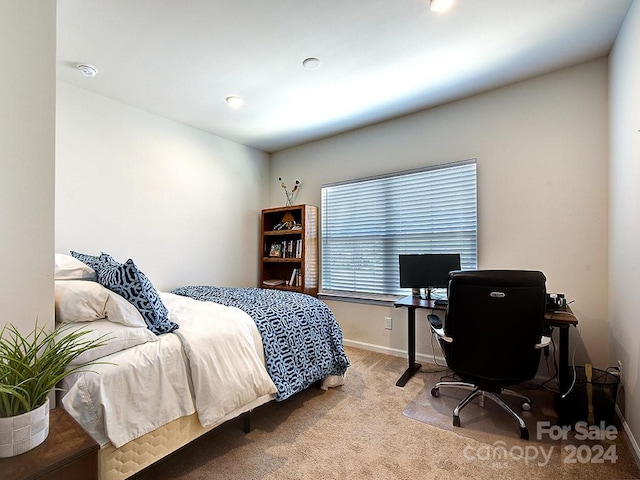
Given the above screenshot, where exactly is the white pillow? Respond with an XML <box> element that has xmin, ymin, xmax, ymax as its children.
<box><xmin>55</xmin><ymin>280</ymin><xmax>147</xmax><ymax>328</ymax></box>
<box><xmin>55</xmin><ymin>253</ymin><xmax>97</xmax><ymax>281</ymax></box>
<box><xmin>56</xmin><ymin>321</ymin><xmax>159</xmax><ymax>365</ymax></box>
<box><xmin>55</xmin><ymin>280</ymin><xmax>108</xmax><ymax>323</ymax></box>
<box><xmin>104</xmin><ymin>290</ymin><xmax>148</xmax><ymax>328</ymax></box>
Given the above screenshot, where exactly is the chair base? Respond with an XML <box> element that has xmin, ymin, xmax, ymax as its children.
<box><xmin>430</xmin><ymin>381</ymin><xmax>531</xmax><ymax>440</ymax></box>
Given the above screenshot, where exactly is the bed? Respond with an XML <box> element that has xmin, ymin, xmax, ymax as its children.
<box><xmin>54</xmin><ymin>253</ymin><xmax>349</xmax><ymax>480</ymax></box>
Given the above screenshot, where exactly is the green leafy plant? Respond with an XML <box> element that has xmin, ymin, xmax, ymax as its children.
<box><xmin>0</xmin><ymin>323</ymin><xmax>109</xmax><ymax>417</ymax></box>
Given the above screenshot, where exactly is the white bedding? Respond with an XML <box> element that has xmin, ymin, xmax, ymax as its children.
<box><xmin>61</xmin><ymin>333</ymin><xmax>194</xmax><ymax>447</ymax></box>
<box><xmin>61</xmin><ymin>293</ymin><xmax>277</xmax><ymax>447</ymax></box>
<box><xmin>160</xmin><ymin>292</ymin><xmax>276</xmax><ymax>427</ymax></box>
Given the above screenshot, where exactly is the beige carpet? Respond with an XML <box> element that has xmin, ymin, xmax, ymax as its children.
<box><xmin>130</xmin><ymin>347</ymin><xmax>640</xmax><ymax>480</ymax></box>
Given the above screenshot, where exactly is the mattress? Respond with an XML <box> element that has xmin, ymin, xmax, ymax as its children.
<box><xmin>98</xmin><ymin>393</ymin><xmax>272</xmax><ymax>480</ymax></box>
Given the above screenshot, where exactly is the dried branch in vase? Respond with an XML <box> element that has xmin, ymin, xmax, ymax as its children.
<box><xmin>278</xmin><ymin>177</ymin><xmax>301</xmax><ymax>206</ymax></box>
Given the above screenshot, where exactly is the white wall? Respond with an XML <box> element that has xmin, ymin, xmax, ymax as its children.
<box><xmin>0</xmin><ymin>1</ymin><xmax>56</xmax><ymax>335</ymax></box>
<box><xmin>609</xmin><ymin>0</ymin><xmax>640</xmax><ymax>451</ymax></box>
<box><xmin>56</xmin><ymin>83</ymin><xmax>270</xmax><ymax>291</ymax></box>
<box><xmin>271</xmin><ymin>59</ymin><xmax>610</xmax><ymax>369</ymax></box>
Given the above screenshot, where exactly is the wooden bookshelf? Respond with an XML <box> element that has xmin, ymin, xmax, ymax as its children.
<box><xmin>260</xmin><ymin>205</ymin><xmax>318</xmax><ymax>296</ymax></box>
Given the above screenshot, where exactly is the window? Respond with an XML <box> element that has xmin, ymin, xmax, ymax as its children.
<box><xmin>321</xmin><ymin>159</ymin><xmax>477</xmax><ymax>298</ymax></box>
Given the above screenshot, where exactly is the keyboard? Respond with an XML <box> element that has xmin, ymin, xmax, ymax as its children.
<box><xmin>434</xmin><ymin>299</ymin><xmax>448</xmax><ymax>306</ymax></box>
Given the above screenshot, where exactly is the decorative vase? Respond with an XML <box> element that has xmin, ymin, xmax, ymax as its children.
<box><xmin>0</xmin><ymin>397</ymin><xmax>50</xmax><ymax>458</ymax></box>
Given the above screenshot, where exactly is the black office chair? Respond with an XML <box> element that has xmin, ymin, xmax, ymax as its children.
<box><xmin>429</xmin><ymin>270</ymin><xmax>549</xmax><ymax>440</ymax></box>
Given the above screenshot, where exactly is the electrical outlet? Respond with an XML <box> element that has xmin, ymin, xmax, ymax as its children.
<box><xmin>384</xmin><ymin>317</ymin><xmax>393</xmax><ymax>330</ymax></box>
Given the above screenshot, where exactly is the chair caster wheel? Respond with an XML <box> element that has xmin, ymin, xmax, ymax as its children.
<box><xmin>453</xmin><ymin>415</ymin><xmax>461</xmax><ymax>427</ymax></box>
<box><xmin>520</xmin><ymin>427</ymin><xmax>529</xmax><ymax>440</ymax></box>
<box><xmin>520</xmin><ymin>400</ymin><xmax>531</xmax><ymax>411</ymax></box>
<box><xmin>431</xmin><ymin>387</ymin><xmax>440</xmax><ymax>397</ymax></box>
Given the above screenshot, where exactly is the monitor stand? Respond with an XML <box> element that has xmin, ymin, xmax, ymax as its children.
<box><xmin>412</xmin><ymin>288</ymin><xmax>433</xmax><ymax>300</ymax></box>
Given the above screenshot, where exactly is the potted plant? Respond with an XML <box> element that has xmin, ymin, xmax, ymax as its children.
<box><xmin>0</xmin><ymin>322</ymin><xmax>107</xmax><ymax>457</ymax></box>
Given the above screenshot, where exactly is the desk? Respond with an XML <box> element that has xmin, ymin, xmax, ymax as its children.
<box><xmin>393</xmin><ymin>296</ymin><xmax>446</xmax><ymax>386</ymax></box>
<box><xmin>393</xmin><ymin>296</ymin><xmax>579</xmax><ymax>389</ymax></box>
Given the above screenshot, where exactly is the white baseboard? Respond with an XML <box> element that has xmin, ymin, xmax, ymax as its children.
<box><xmin>616</xmin><ymin>405</ymin><xmax>640</xmax><ymax>469</ymax></box>
<box><xmin>344</xmin><ymin>339</ymin><xmax>567</xmax><ymax>385</ymax></box>
<box><xmin>342</xmin><ymin>339</ymin><xmax>554</xmax><ymax>383</ymax></box>
<box><xmin>342</xmin><ymin>338</ymin><xmax>446</xmax><ymax>365</ymax></box>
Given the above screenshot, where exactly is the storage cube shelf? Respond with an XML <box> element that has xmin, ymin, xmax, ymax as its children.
<box><xmin>260</xmin><ymin>205</ymin><xmax>318</xmax><ymax>296</ymax></box>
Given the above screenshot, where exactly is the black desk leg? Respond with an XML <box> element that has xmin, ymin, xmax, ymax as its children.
<box><xmin>396</xmin><ymin>307</ymin><xmax>421</xmax><ymax>387</ymax></box>
<box><xmin>556</xmin><ymin>325</ymin><xmax>573</xmax><ymax>425</ymax></box>
<box><xmin>558</xmin><ymin>326</ymin><xmax>570</xmax><ymax>395</ymax></box>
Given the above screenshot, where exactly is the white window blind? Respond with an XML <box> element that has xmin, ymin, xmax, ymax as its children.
<box><xmin>321</xmin><ymin>159</ymin><xmax>477</xmax><ymax>297</ymax></box>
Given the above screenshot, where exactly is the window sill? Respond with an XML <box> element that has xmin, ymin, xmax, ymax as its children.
<box><xmin>318</xmin><ymin>290</ymin><xmax>402</xmax><ymax>307</ymax></box>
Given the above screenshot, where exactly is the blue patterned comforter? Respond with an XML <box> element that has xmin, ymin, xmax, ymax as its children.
<box><xmin>171</xmin><ymin>286</ymin><xmax>349</xmax><ymax>401</ymax></box>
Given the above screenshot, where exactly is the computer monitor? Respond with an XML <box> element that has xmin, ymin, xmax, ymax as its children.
<box><xmin>399</xmin><ymin>253</ymin><xmax>461</xmax><ymax>299</ymax></box>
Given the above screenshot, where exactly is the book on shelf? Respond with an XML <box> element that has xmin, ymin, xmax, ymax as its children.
<box><xmin>288</xmin><ymin>268</ymin><xmax>298</xmax><ymax>286</ymax></box>
<box><xmin>263</xmin><ymin>279</ymin><xmax>286</xmax><ymax>286</ymax></box>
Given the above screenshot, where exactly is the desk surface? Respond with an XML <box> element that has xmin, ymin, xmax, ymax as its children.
<box><xmin>544</xmin><ymin>306</ymin><xmax>578</xmax><ymax>327</ymax></box>
<box><xmin>394</xmin><ymin>295</ymin><xmax>578</xmax><ymax>327</ymax></box>
<box><xmin>393</xmin><ymin>295</ymin><xmax>447</xmax><ymax>310</ymax></box>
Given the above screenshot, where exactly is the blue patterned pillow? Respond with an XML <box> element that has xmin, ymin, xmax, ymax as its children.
<box><xmin>70</xmin><ymin>251</ymin><xmax>121</xmax><ymax>279</ymax></box>
<box><xmin>96</xmin><ymin>257</ymin><xmax>178</xmax><ymax>335</ymax></box>
<box><xmin>70</xmin><ymin>251</ymin><xmax>103</xmax><ymax>272</ymax></box>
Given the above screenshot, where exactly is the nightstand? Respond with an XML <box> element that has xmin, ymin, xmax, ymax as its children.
<box><xmin>0</xmin><ymin>407</ymin><xmax>99</xmax><ymax>480</ymax></box>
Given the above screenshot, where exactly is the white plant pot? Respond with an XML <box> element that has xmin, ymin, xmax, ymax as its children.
<box><xmin>0</xmin><ymin>397</ymin><xmax>50</xmax><ymax>458</ymax></box>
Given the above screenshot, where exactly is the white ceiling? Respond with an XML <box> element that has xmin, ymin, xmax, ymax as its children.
<box><xmin>56</xmin><ymin>0</ymin><xmax>633</xmax><ymax>153</ymax></box>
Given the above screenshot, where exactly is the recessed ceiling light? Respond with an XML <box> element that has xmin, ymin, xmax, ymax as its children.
<box><xmin>77</xmin><ymin>64</ymin><xmax>98</xmax><ymax>77</ymax></box>
<box><xmin>430</xmin><ymin>0</ymin><xmax>456</xmax><ymax>12</ymax></box>
<box><xmin>302</xmin><ymin>57</ymin><xmax>321</xmax><ymax>70</ymax></box>
<box><xmin>225</xmin><ymin>95</ymin><xmax>243</xmax><ymax>109</ymax></box>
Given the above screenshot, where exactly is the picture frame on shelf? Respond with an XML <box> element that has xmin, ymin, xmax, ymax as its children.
<box><xmin>269</xmin><ymin>243</ymin><xmax>282</xmax><ymax>258</ymax></box>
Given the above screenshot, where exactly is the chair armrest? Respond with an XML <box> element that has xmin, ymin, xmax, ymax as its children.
<box><xmin>428</xmin><ymin>314</ymin><xmax>452</xmax><ymax>343</ymax></box>
<box><xmin>427</xmin><ymin>314</ymin><xmax>442</xmax><ymax>329</ymax></box>
<box><xmin>535</xmin><ymin>336</ymin><xmax>551</xmax><ymax>349</ymax></box>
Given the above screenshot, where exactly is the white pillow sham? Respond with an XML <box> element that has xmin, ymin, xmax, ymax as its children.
<box><xmin>56</xmin><ymin>320</ymin><xmax>159</xmax><ymax>365</ymax></box>
<box><xmin>55</xmin><ymin>253</ymin><xmax>97</xmax><ymax>281</ymax></box>
<box><xmin>55</xmin><ymin>280</ymin><xmax>147</xmax><ymax>328</ymax></box>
